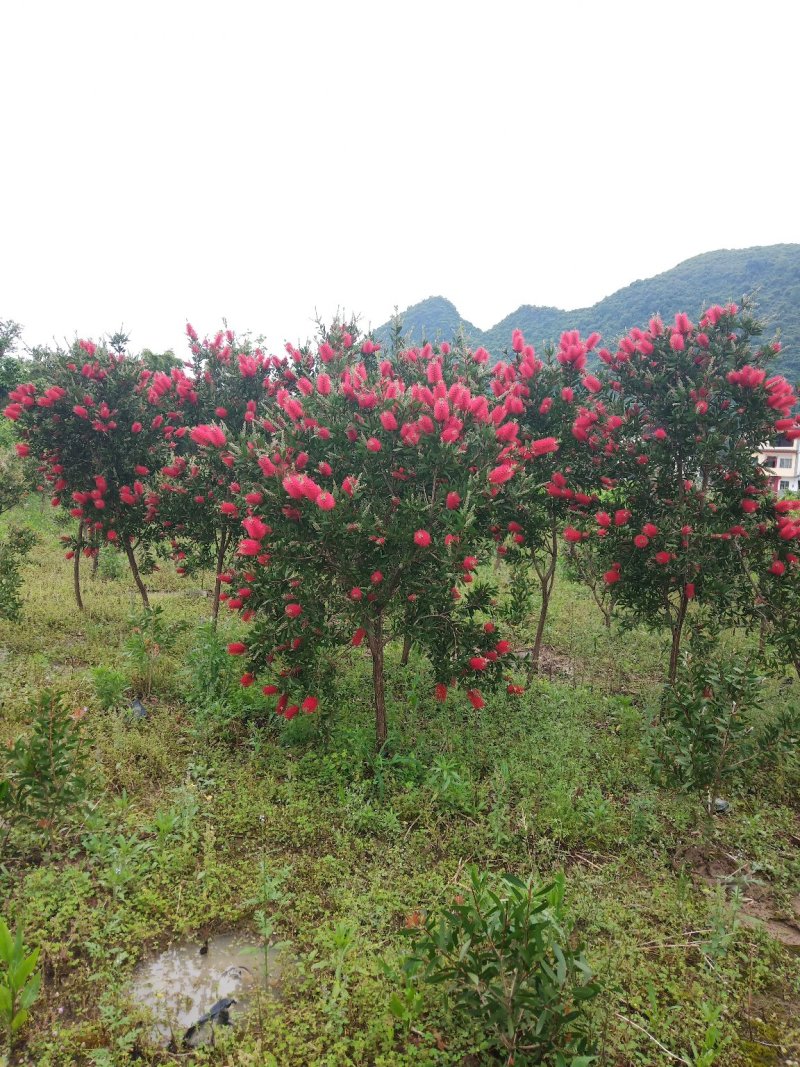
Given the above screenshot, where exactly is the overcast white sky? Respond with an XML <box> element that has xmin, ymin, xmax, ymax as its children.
<box><xmin>3</xmin><ymin>0</ymin><xmax>798</xmax><ymax>357</ymax></box>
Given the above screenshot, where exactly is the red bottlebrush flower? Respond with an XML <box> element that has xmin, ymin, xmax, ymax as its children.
<box><xmin>243</xmin><ymin>516</ymin><xmax>269</xmax><ymax>540</ymax></box>
<box><xmin>227</xmin><ymin>642</ymin><xmax>247</xmax><ymax>655</ymax></box>
<box><xmin>366</xmin><ymin>437</ymin><xmax>382</xmax><ymax>452</ymax></box>
<box><xmin>770</xmin><ymin>560</ymin><xmax>786</xmax><ymax>576</ymax></box>
<box><xmin>563</xmin><ymin>527</ymin><xmax>583</xmax><ymax>544</ymax></box>
<box><xmin>642</xmin><ymin>523</ymin><xmax>658</xmax><ymax>538</ymax></box>
<box><xmin>14</xmin><ymin>443</ymin><xmax>30</xmax><ymax>457</ymax></box>
<box><xmin>531</xmin><ymin>436</ymin><xmax>558</xmax><ymax>457</ymax></box>
<box><xmin>240</xmin><ymin>673</ymin><xmax>254</xmax><ymax>687</ymax></box>
<box><xmin>653</xmin><ymin>428</ymin><xmax>667</xmax><ymax>440</ymax></box>
<box><xmin>371</xmin><ymin>570</ymin><xmax>384</xmax><ymax>584</ymax></box>
<box><xmin>470</xmin><ymin>656</ymin><xmax>488</xmax><ymax>671</ymax></box>
<box><xmin>483</xmin><ymin>622</ymin><xmax>496</xmax><ymax>633</ymax></box>
<box><xmin>462</xmin><ymin>556</ymin><xmax>478</xmax><ymax>570</ymax></box>
<box><xmin>669</xmin><ymin>331</ymin><xmax>685</xmax><ymax>351</ymax></box>
<box><xmin>741</xmin><ymin>498</ymin><xmax>759</xmax><ymax>514</ymax></box>
<box><xmin>284</xmin><ymin>705</ymin><xmax>299</xmax><ymax>720</ymax></box>
<box><xmin>380</xmin><ymin>410</ymin><xmax>398</xmax><ymax>431</ymax></box>
<box><xmin>634</xmin><ymin>534</ymin><xmax>649</xmax><ymax>549</ymax></box>
<box><xmin>488</xmin><ymin>463</ymin><xmax>514</xmax><ymax>485</ymax></box>
<box><xmin>350</xmin><ymin>587</ymin><xmax>363</xmax><ymax>600</ymax></box>
<box><xmin>245</xmin><ymin>491</ymin><xmax>264</xmax><ymax>505</ymax></box>
<box><xmin>654</xmin><ymin>551</ymin><xmax>671</xmax><ymax>564</ymax></box>
<box><xmin>317</xmin><ymin>491</ymin><xmax>336</xmax><ymax>510</ymax></box>
<box><xmin>582</xmin><ymin>375</ymin><xmax>602</xmax><ymax>394</ymax></box>
<box><xmin>191</xmin><ymin>424</ymin><xmax>227</xmax><ymax>447</ymax></box>
<box><xmin>285</xmin><ymin>603</ymin><xmax>302</xmax><ymax>618</ymax></box>
<box><xmin>238</xmin><ymin>538</ymin><xmax>262</xmax><ymax>556</ymax></box>
<box><xmin>507</xmin><ymin>684</ymin><xmax>524</xmax><ymax>695</ymax></box>
<box><xmin>262</xmin><ymin>684</ymin><xmax>279</xmax><ymax>695</ymax></box>
<box><xmin>695</xmin><ymin>401</ymin><xmax>708</xmax><ymax>415</ymax></box>
<box><xmin>467</xmin><ymin>689</ymin><xmax>484</xmax><ymax>710</ymax></box>
<box><xmin>302</xmin><ymin>696</ymin><xmax>319</xmax><ymax>714</ymax></box>
<box><xmin>685</xmin><ymin>583</ymin><xmax>696</xmax><ymax>599</ymax></box>
<box><xmin>352</xmin><ymin>627</ymin><xmax>367</xmax><ymax>647</ymax></box>
<box><xmin>131</xmin><ymin>421</ymin><xmax>143</xmax><ymax>434</ymax></box>
<box><xmin>596</xmin><ymin>511</ymin><xmax>611</xmax><ymax>528</ymax></box>
<box><xmin>414</xmin><ymin>529</ymin><xmax>431</xmax><ymax>547</ymax></box>
<box><xmin>495</xmin><ymin>640</ymin><xmax>511</xmax><ymax>654</ymax></box>
<box><xmin>434</xmin><ymin>683</ymin><xmax>448</xmax><ymax>702</ymax></box>
<box><xmin>603</xmin><ymin>569</ymin><xmax>621</xmax><ymax>584</ymax></box>
<box><xmin>614</xmin><ymin>509</ymin><xmax>632</xmax><ymax>526</ymax></box>
<box><xmin>220</xmin><ymin>501</ymin><xmax>238</xmax><ymax>516</ymax></box>
<box><xmin>446</xmin><ymin>491</ymin><xmax>461</xmax><ymax>510</ymax></box>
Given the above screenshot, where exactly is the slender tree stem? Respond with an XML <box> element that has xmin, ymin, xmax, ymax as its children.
<box><xmin>73</xmin><ymin>521</ymin><xmax>84</xmax><ymax>611</ymax></box>
<box><xmin>668</xmin><ymin>591</ymin><xmax>689</xmax><ymax>686</ymax></box>
<box><xmin>367</xmin><ymin>612</ymin><xmax>387</xmax><ymax>747</ymax></box>
<box><xmin>212</xmin><ymin>529</ymin><xmax>229</xmax><ymax>627</ymax></box>
<box><xmin>124</xmin><ymin>542</ymin><xmax>149</xmax><ymax>607</ymax></box>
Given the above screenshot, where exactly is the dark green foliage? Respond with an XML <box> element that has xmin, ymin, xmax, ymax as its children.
<box><xmin>0</xmin><ymin>524</ymin><xmax>36</xmax><ymax>621</ymax></box>
<box><xmin>0</xmin><ymin>449</ymin><xmax>31</xmax><ymax>515</ymax></box>
<box><xmin>652</xmin><ymin>639</ymin><xmax>800</xmax><ymax>810</ymax></box>
<box><xmin>377</xmin><ymin>244</ymin><xmax>800</xmax><ymax>380</ymax></box>
<box><xmin>404</xmin><ymin>866</ymin><xmax>599</xmax><ymax>1065</ymax></box>
<box><xmin>0</xmin><ymin>916</ymin><xmax>41</xmax><ymax>1056</ymax></box>
<box><xmin>0</xmin><ymin>691</ymin><xmax>89</xmax><ymax>852</ymax></box>
<box><xmin>0</xmin><ymin>319</ymin><xmax>24</xmax><ymax>399</ymax></box>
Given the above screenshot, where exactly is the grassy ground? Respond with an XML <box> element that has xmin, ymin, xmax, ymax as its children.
<box><xmin>1</xmin><ymin>501</ymin><xmax>799</xmax><ymax>1066</ymax></box>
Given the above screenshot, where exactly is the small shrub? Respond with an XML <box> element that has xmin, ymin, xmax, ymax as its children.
<box><xmin>0</xmin><ymin>691</ymin><xmax>89</xmax><ymax>853</ymax></box>
<box><xmin>651</xmin><ymin>638</ymin><xmax>800</xmax><ymax>812</ymax></box>
<box><xmin>95</xmin><ymin>548</ymin><xmax>126</xmax><ymax>582</ymax></box>
<box><xmin>404</xmin><ymin>866</ymin><xmax>599</xmax><ymax>1065</ymax></box>
<box><xmin>0</xmin><ymin>524</ymin><xmax>36</xmax><ymax>622</ymax></box>
<box><xmin>91</xmin><ymin>666</ymin><xmax>131</xmax><ymax>712</ymax></box>
<box><xmin>124</xmin><ymin>605</ymin><xmax>186</xmax><ymax>698</ymax></box>
<box><xmin>0</xmin><ymin>916</ymin><xmax>41</xmax><ymax>1059</ymax></box>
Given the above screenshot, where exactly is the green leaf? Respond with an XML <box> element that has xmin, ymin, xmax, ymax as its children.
<box><xmin>20</xmin><ymin>972</ymin><xmax>41</xmax><ymax>1010</ymax></box>
<box><xmin>11</xmin><ymin>1007</ymin><xmax>30</xmax><ymax>1032</ymax></box>
<box><xmin>0</xmin><ymin>920</ymin><xmax>12</xmax><ymax>964</ymax></box>
<box><xmin>10</xmin><ymin>948</ymin><xmax>39</xmax><ymax>993</ymax></box>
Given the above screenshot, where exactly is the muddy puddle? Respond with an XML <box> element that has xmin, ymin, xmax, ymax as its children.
<box><xmin>129</xmin><ymin>931</ymin><xmax>283</xmax><ymax>1047</ymax></box>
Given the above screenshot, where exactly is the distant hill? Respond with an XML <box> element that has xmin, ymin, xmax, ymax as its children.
<box><xmin>376</xmin><ymin>245</ymin><xmax>800</xmax><ymax>381</ymax></box>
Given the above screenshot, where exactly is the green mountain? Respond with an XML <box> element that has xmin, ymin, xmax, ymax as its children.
<box><xmin>377</xmin><ymin>244</ymin><xmax>800</xmax><ymax>380</ymax></box>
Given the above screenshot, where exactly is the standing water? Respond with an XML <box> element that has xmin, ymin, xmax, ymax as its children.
<box><xmin>129</xmin><ymin>931</ymin><xmax>283</xmax><ymax>1047</ymax></box>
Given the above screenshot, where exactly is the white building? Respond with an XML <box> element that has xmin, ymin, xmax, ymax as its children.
<box><xmin>758</xmin><ymin>435</ymin><xmax>800</xmax><ymax>495</ymax></box>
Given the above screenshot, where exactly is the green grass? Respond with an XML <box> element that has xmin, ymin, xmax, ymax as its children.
<box><xmin>1</xmin><ymin>502</ymin><xmax>799</xmax><ymax>1065</ymax></box>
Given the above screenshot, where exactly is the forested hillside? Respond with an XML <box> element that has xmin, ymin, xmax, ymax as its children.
<box><xmin>377</xmin><ymin>244</ymin><xmax>800</xmax><ymax>379</ymax></box>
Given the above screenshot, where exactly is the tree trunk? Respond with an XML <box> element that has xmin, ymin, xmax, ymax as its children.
<box><xmin>668</xmin><ymin>592</ymin><xmax>689</xmax><ymax>686</ymax></box>
<box><xmin>212</xmin><ymin>529</ymin><xmax>229</xmax><ymax>627</ymax></box>
<box><xmin>400</xmin><ymin>633</ymin><xmax>412</xmax><ymax>667</ymax></box>
<box><xmin>124</xmin><ymin>542</ymin><xmax>150</xmax><ymax>608</ymax></box>
<box><xmin>91</xmin><ymin>548</ymin><xmax>100</xmax><ymax>578</ymax></box>
<box><xmin>529</xmin><ymin>588</ymin><xmax>550</xmax><ymax>675</ymax></box>
<box><xmin>73</xmin><ymin>521</ymin><xmax>84</xmax><ymax>611</ymax></box>
<box><xmin>528</xmin><ymin>522</ymin><xmax>558</xmax><ymax>675</ymax></box>
<box><xmin>367</xmin><ymin>613</ymin><xmax>387</xmax><ymax>747</ymax></box>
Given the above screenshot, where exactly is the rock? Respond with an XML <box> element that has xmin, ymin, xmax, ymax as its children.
<box><xmin>129</xmin><ymin>699</ymin><xmax>147</xmax><ymax>719</ymax></box>
<box><xmin>713</xmin><ymin>798</ymin><xmax>731</xmax><ymax>815</ymax></box>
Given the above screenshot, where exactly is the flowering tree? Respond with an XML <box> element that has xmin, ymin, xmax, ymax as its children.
<box><xmin>3</xmin><ymin>340</ymin><xmax>175</xmax><ymax>607</ymax></box>
<box><xmin>490</xmin><ymin>328</ymin><xmax>611</xmax><ymax>669</ymax></box>
<box><xmin>222</xmin><ymin>323</ymin><xmax>541</xmax><ymax>744</ymax></box>
<box><xmin>564</xmin><ymin>304</ymin><xmax>799</xmax><ymax>682</ymax></box>
<box><xmin>746</xmin><ymin>496</ymin><xmax>800</xmax><ymax>677</ymax></box>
